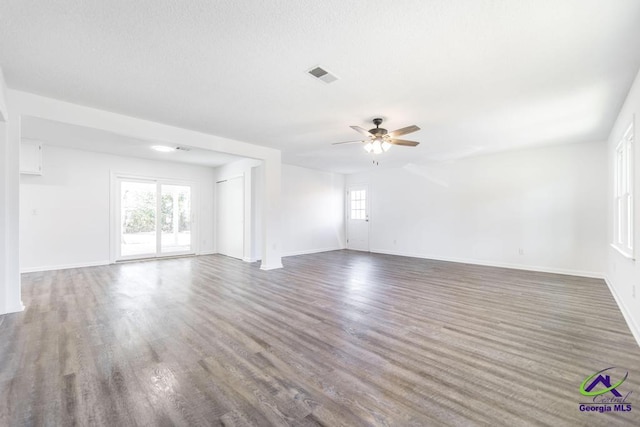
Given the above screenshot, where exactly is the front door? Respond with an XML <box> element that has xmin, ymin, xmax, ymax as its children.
<box><xmin>346</xmin><ymin>186</ymin><xmax>370</xmax><ymax>251</ymax></box>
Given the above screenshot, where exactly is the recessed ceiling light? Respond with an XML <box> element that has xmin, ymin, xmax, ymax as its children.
<box><xmin>151</xmin><ymin>145</ymin><xmax>175</xmax><ymax>152</ymax></box>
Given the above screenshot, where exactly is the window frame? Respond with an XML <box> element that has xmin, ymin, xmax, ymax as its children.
<box><xmin>612</xmin><ymin>120</ymin><xmax>634</xmax><ymax>260</ymax></box>
<box><xmin>349</xmin><ymin>189</ymin><xmax>367</xmax><ymax>221</ymax></box>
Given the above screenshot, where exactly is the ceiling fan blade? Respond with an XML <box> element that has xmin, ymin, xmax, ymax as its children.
<box><xmin>388</xmin><ymin>125</ymin><xmax>420</xmax><ymax>138</ymax></box>
<box><xmin>388</xmin><ymin>138</ymin><xmax>420</xmax><ymax>147</ymax></box>
<box><xmin>350</xmin><ymin>126</ymin><xmax>374</xmax><ymax>137</ymax></box>
<box><xmin>332</xmin><ymin>140</ymin><xmax>365</xmax><ymax>145</ymax></box>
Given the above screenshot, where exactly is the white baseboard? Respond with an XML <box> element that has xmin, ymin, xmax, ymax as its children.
<box><xmin>604</xmin><ymin>277</ymin><xmax>640</xmax><ymax>348</ymax></box>
<box><xmin>186</xmin><ymin>247</ymin><xmax>345</xmax><ymax>262</ymax></box>
<box><xmin>199</xmin><ymin>252</ymin><xmax>259</xmax><ymax>262</ymax></box>
<box><xmin>0</xmin><ymin>302</ymin><xmax>25</xmax><ymax>315</ymax></box>
<box><xmin>369</xmin><ymin>248</ymin><xmax>604</xmax><ymax>279</ymax></box>
<box><xmin>21</xmin><ymin>260</ymin><xmax>111</xmax><ymax>273</ymax></box>
<box><xmin>260</xmin><ymin>262</ymin><xmax>284</xmax><ymax>271</ymax></box>
<box><xmin>282</xmin><ymin>246</ymin><xmax>345</xmax><ymax>258</ymax></box>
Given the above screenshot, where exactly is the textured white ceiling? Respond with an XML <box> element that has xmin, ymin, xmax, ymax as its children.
<box><xmin>2</xmin><ymin>0</ymin><xmax>640</xmax><ymax>173</ymax></box>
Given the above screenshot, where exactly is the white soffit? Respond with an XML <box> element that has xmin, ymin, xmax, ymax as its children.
<box><xmin>20</xmin><ymin>116</ymin><xmax>245</xmax><ymax>168</ymax></box>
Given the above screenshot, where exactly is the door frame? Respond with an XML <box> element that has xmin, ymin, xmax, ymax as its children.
<box><xmin>216</xmin><ymin>175</ymin><xmax>245</xmax><ymax>259</ymax></box>
<box><xmin>346</xmin><ymin>184</ymin><xmax>370</xmax><ymax>251</ymax></box>
<box><xmin>110</xmin><ymin>172</ymin><xmax>198</xmax><ymax>263</ymax></box>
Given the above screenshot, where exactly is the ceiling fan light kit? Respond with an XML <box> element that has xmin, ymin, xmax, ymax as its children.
<box><xmin>333</xmin><ymin>118</ymin><xmax>420</xmax><ymax>156</ymax></box>
<box><xmin>364</xmin><ymin>139</ymin><xmax>391</xmax><ymax>154</ymax></box>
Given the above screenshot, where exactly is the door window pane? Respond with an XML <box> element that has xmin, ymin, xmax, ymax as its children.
<box><xmin>121</xmin><ymin>181</ymin><xmax>157</xmax><ymax>257</ymax></box>
<box><xmin>161</xmin><ymin>185</ymin><xmax>191</xmax><ymax>253</ymax></box>
<box><xmin>350</xmin><ymin>190</ymin><xmax>366</xmax><ymax>220</ymax></box>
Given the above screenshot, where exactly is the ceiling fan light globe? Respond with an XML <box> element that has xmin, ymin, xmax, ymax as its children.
<box><xmin>381</xmin><ymin>141</ymin><xmax>391</xmax><ymax>151</ymax></box>
<box><xmin>364</xmin><ymin>142</ymin><xmax>373</xmax><ymax>153</ymax></box>
<box><xmin>372</xmin><ymin>140</ymin><xmax>383</xmax><ymax>154</ymax></box>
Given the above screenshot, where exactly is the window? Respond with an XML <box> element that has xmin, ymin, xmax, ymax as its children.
<box><xmin>350</xmin><ymin>190</ymin><xmax>367</xmax><ymax>220</ymax></box>
<box><xmin>613</xmin><ymin>121</ymin><xmax>634</xmax><ymax>258</ymax></box>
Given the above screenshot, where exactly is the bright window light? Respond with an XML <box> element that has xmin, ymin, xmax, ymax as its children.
<box><xmin>613</xmin><ymin>121</ymin><xmax>634</xmax><ymax>259</ymax></box>
<box><xmin>350</xmin><ymin>189</ymin><xmax>366</xmax><ymax>220</ymax></box>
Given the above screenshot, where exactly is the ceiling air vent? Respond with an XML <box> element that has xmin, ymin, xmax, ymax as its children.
<box><xmin>307</xmin><ymin>66</ymin><xmax>338</xmax><ymax>84</ymax></box>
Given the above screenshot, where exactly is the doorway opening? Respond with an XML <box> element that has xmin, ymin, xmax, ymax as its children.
<box><xmin>216</xmin><ymin>176</ymin><xmax>244</xmax><ymax>259</ymax></box>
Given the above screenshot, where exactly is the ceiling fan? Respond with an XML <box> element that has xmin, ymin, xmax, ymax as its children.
<box><xmin>333</xmin><ymin>118</ymin><xmax>420</xmax><ymax>154</ymax></box>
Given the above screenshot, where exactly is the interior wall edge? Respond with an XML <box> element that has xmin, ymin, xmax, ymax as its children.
<box><xmin>0</xmin><ymin>66</ymin><xmax>7</xmax><ymax>120</ymax></box>
<box><xmin>604</xmin><ymin>276</ymin><xmax>640</xmax><ymax>348</ymax></box>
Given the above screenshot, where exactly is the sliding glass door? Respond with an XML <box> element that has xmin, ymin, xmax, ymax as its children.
<box><xmin>121</xmin><ymin>181</ymin><xmax>158</xmax><ymax>257</ymax></box>
<box><xmin>160</xmin><ymin>184</ymin><xmax>192</xmax><ymax>254</ymax></box>
<box><xmin>117</xmin><ymin>177</ymin><xmax>193</xmax><ymax>260</ymax></box>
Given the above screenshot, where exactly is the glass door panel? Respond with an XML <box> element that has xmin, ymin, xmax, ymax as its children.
<box><xmin>160</xmin><ymin>184</ymin><xmax>192</xmax><ymax>254</ymax></box>
<box><xmin>120</xmin><ymin>181</ymin><xmax>157</xmax><ymax>257</ymax></box>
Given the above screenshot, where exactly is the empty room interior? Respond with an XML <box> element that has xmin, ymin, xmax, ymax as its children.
<box><xmin>2</xmin><ymin>1</ymin><xmax>640</xmax><ymax>425</ymax></box>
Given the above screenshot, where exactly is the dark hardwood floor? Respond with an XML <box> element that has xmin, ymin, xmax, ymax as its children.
<box><xmin>1</xmin><ymin>250</ymin><xmax>639</xmax><ymax>426</ymax></box>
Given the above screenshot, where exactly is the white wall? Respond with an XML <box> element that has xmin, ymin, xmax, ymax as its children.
<box><xmin>0</xmin><ymin>68</ymin><xmax>9</xmax><ymax>313</ymax></box>
<box><xmin>347</xmin><ymin>141</ymin><xmax>607</xmax><ymax>277</ymax></box>
<box><xmin>20</xmin><ymin>145</ymin><xmax>216</xmax><ymax>272</ymax></box>
<box><xmin>214</xmin><ymin>161</ymin><xmax>345</xmax><ymax>260</ymax></box>
<box><xmin>250</xmin><ymin>164</ymin><xmax>264</xmax><ymax>262</ymax></box>
<box><xmin>0</xmin><ymin>68</ymin><xmax>23</xmax><ymax>314</ymax></box>
<box><xmin>281</xmin><ymin>164</ymin><xmax>345</xmax><ymax>257</ymax></box>
<box><xmin>606</xmin><ymin>66</ymin><xmax>640</xmax><ymax>345</ymax></box>
<box><xmin>0</xmin><ymin>67</ymin><xmax>7</xmax><ymax>121</ymax></box>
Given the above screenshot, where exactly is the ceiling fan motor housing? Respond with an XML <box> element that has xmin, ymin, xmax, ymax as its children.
<box><xmin>370</xmin><ymin>118</ymin><xmax>387</xmax><ymax>137</ymax></box>
<box><xmin>370</xmin><ymin>128</ymin><xmax>388</xmax><ymax>137</ymax></box>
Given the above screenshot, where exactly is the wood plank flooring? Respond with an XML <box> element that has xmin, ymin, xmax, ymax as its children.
<box><xmin>2</xmin><ymin>250</ymin><xmax>640</xmax><ymax>426</ymax></box>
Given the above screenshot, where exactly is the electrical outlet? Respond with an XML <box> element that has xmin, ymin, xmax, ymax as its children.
<box><xmin>518</xmin><ymin>248</ymin><xmax>524</xmax><ymax>255</ymax></box>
